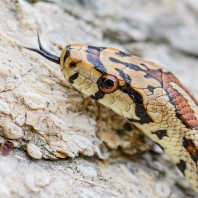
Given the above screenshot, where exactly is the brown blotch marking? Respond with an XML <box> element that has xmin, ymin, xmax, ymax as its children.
<box><xmin>183</xmin><ymin>137</ymin><xmax>198</xmax><ymax>162</ymax></box>
<box><xmin>1</xmin><ymin>141</ymin><xmax>14</xmax><ymax>156</ymax></box>
<box><xmin>176</xmin><ymin>160</ymin><xmax>186</xmax><ymax>175</ymax></box>
<box><xmin>162</xmin><ymin>72</ymin><xmax>198</xmax><ymax>129</ymax></box>
<box><xmin>151</xmin><ymin>130</ymin><xmax>168</xmax><ymax>139</ymax></box>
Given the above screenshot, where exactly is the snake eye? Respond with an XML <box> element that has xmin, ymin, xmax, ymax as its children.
<box><xmin>98</xmin><ymin>75</ymin><xmax>118</xmax><ymax>93</ymax></box>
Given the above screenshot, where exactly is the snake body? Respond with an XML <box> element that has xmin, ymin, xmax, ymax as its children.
<box><xmin>25</xmin><ymin>34</ymin><xmax>198</xmax><ymax>193</ymax></box>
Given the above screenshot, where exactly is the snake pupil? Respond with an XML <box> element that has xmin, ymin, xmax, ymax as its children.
<box><xmin>101</xmin><ymin>78</ymin><xmax>114</xmax><ymax>89</ymax></box>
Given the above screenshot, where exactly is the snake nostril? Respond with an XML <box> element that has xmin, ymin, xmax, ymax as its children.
<box><xmin>69</xmin><ymin>61</ymin><xmax>77</xmax><ymax>68</ymax></box>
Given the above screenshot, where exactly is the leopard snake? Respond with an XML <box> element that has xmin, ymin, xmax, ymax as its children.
<box><xmin>24</xmin><ymin>33</ymin><xmax>198</xmax><ymax>193</ymax></box>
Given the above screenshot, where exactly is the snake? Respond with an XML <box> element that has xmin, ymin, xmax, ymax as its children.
<box><xmin>23</xmin><ymin>32</ymin><xmax>198</xmax><ymax>194</ymax></box>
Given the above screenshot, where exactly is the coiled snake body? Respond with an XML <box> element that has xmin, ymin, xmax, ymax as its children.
<box><xmin>24</xmin><ymin>34</ymin><xmax>198</xmax><ymax>193</ymax></box>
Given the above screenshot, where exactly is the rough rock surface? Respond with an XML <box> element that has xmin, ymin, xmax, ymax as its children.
<box><xmin>0</xmin><ymin>0</ymin><xmax>197</xmax><ymax>197</ymax></box>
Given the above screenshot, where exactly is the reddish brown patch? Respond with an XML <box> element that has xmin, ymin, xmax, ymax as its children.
<box><xmin>183</xmin><ymin>137</ymin><xmax>198</xmax><ymax>162</ymax></box>
<box><xmin>162</xmin><ymin>72</ymin><xmax>198</xmax><ymax>129</ymax></box>
<box><xmin>1</xmin><ymin>141</ymin><xmax>14</xmax><ymax>156</ymax></box>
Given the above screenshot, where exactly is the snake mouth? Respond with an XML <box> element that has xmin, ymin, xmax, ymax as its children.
<box><xmin>22</xmin><ymin>31</ymin><xmax>60</xmax><ymax>65</ymax></box>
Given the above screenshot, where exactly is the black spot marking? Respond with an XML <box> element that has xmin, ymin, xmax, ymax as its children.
<box><xmin>128</xmin><ymin>64</ymin><xmax>143</xmax><ymax>71</ymax></box>
<box><xmin>63</xmin><ymin>49</ymin><xmax>70</xmax><ymax>64</ymax></box>
<box><xmin>176</xmin><ymin>160</ymin><xmax>186</xmax><ymax>175</ymax></box>
<box><xmin>115</xmin><ymin>68</ymin><xmax>131</xmax><ymax>86</ymax></box>
<box><xmin>183</xmin><ymin>137</ymin><xmax>194</xmax><ymax>148</ymax></box>
<box><xmin>90</xmin><ymin>90</ymin><xmax>105</xmax><ymax>101</ymax></box>
<box><xmin>90</xmin><ymin>95</ymin><xmax>97</xmax><ymax>100</ymax></box>
<box><xmin>109</xmin><ymin>57</ymin><xmax>129</xmax><ymax>67</ymax></box>
<box><xmin>87</xmin><ymin>46</ymin><xmax>101</xmax><ymax>50</ymax></box>
<box><xmin>115</xmin><ymin>51</ymin><xmax>131</xmax><ymax>57</ymax></box>
<box><xmin>120</xmin><ymin>86</ymin><xmax>153</xmax><ymax>124</ymax></box>
<box><xmin>147</xmin><ymin>85</ymin><xmax>155</xmax><ymax>94</ymax></box>
<box><xmin>131</xmin><ymin>93</ymin><xmax>143</xmax><ymax>104</ymax></box>
<box><xmin>68</xmin><ymin>73</ymin><xmax>78</xmax><ymax>84</ymax></box>
<box><xmin>183</xmin><ymin>137</ymin><xmax>198</xmax><ymax>162</ymax></box>
<box><xmin>140</xmin><ymin>63</ymin><xmax>149</xmax><ymax>69</ymax></box>
<box><xmin>109</xmin><ymin>57</ymin><xmax>142</xmax><ymax>71</ymax></box>
<box><xmin>151</xmin><ymin>130</ymin><xmax>168</xmax><ymax>139</ymax></box>
<box><xmin>141</xmin><ymin>62</ymin><xmax>156</xmax><ymax>69</ymax></box>
<box><xmin>87</xmin><ymin>51</ymin><xmax>106</xmax><ymax>74</ymax></box>
<box><xmin>133</xmin><ymin>104</ymin><xmax>153</xmax><ymax>124</ymax></box>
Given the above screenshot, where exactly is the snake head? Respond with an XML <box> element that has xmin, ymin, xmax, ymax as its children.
<box><xmin>61</xmin><ymin>44</ymin><xmax>173</xmax><ymax>126</ymax></box>
<box><xmin>24</xmin><ymin>33</ymin><xmax>168</xmax><ymax>125</ymax></box>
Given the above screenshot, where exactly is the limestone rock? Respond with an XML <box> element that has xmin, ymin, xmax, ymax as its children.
<box><xmin>0</xmin><ymin>0</ymin><xmax>197</xmax><ymax>197</ymax></box>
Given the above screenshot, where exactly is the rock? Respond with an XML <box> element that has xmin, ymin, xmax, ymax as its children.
<box><xmin>26</xmin><ymin>143</ymin><xmax>42</xmax><ymax>159</ymax></box>
<box><xmin>155</xmin><ymin>181</ymin><xmax>172</xmax><ymax>198</ymax></box>
<box><xmin>0</xmin><ymin>0</ymin><xmax>197</xmax><ymax>197</ymax></box>
<box><xmin>1</xmin><ymin>118</ymin><xmax>23</xmax><ymax>139</ymax></box>
<box><xmin>23</xmin><ymin>93</ymin><xmax>46</xmax><ymax>110</ymax></box>
<box><xmin>0</xmin><ymin>99</ymin><xmax>10</xmax><ymax>115</ymax></box>
<box><xmin>76</xmin><ymin>164</ymin><xmax>97</xmax><ymax>177</ymax></box>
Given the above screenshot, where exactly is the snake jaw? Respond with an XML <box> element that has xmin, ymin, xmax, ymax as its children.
<box><xmin>22</xmin><ymin>31</ymin><xmax>60</xmax><ymax>64</ymax></box>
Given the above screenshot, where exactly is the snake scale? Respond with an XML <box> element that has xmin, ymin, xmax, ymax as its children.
<box><xmin>24</xmin><ymin>33</ymin><xmax>198</xmax><ymax>194</ymax></box>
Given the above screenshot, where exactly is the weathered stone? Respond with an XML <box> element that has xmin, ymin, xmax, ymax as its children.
<box><xmin>0</xmin><ymin>0</ymin><xmax>197</xmax><ymax>197</ymax></box>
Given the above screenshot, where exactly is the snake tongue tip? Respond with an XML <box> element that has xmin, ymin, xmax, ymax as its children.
<box><xmin>21</xmin><ymin>31</ymin><xmax>60</xmax><ymax>65</ymax></box>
